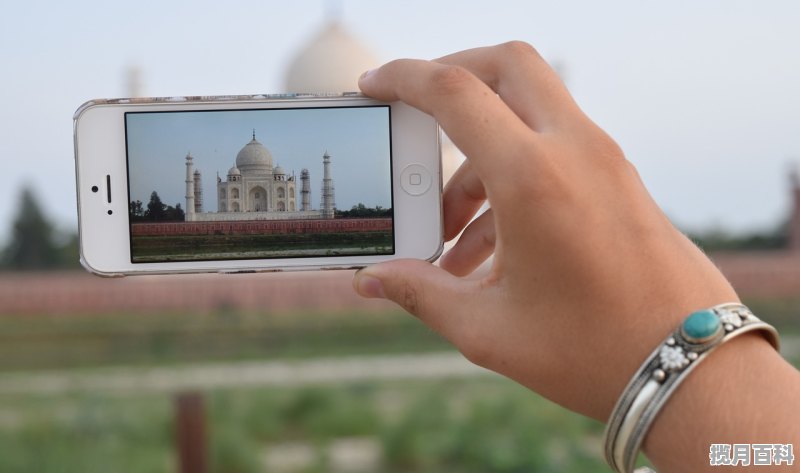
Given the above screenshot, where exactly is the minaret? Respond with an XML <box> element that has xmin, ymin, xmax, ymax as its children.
<box><xmin>320</xmin><ymin>151</ymin><xmax>335</xmax><ymax>219</ymax></box>
<box><xmin>126</xmin><ymin>64</ymin><xmax>144</xmax><ymax>98</ymax></box>
<box><xmin>300</xmin><ymin>168</ymin><xmax>311</xmax><ymax>211</ymax></box>
<box><xmin>789</xmin><ymin>167</ymin><xmax>800</xmax><ymax>252</ymax></box>
<box><xmin>193</xmin><ymin>169</ymin><xmax>203</xmax><ymax>213</ymax></box>
<box><xmin>185</xmin><ymin>153</ymin><xmax>195</xmax><ymax>222</ymax></box>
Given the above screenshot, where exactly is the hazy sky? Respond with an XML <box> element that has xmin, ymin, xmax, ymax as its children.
<box><xmin>127</xmin><ymin>107</ymin><xmax>392</xmax><ymax>211</ymax></box>
<box><xmin>1</xmin><ymin>1</ymin><xmax>799</xmax><ymax>243</ymax></box>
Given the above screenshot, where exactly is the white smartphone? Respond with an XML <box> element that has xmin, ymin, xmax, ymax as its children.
<box><xmin>73</xmin><ymin>94</ymin><xmax>443</xmax><ymax>276</ymax></box>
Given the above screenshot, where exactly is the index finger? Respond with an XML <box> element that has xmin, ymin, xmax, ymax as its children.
<box><xmin>358</xmin><ymin>58</ymin><xmax>540</xmax><ymax>188</ymax></box>
<box><xmin>434</xmin><ymin>41</ymin><xmax>580</xmax><ymax>132</ymax></box>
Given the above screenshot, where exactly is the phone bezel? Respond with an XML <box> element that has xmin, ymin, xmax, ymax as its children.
<box><xmin>74</xmin><ymin>95</ymin><xmax>443</xmax><ymax>276</ymax></box>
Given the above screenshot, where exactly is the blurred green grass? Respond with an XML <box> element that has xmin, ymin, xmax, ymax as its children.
<box><xmin>0</xmin><ymin>303</ymin><xmax>796</xmax><ymax>472</ymax></box>
<box><xmin>743</xmin><ymin>297</ymin><xmax>800</xmax><ymax>335</ymax></box>
<box><xmin>0</xmin><ymin>377</ymin><xmax>609</xmax><ymax>473</ymax></box>
<box><xmin>2</xmin><ymin>298</ymin><xmax>795</xmax><ymax>373</ymax></box>
<box><xmin>0</xmin><ymin>309</ymin><xmax>450</xmax><ymax>372</ymax></box>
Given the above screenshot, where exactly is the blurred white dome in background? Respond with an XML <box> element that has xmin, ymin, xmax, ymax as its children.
<box><xmin>284</xmin><ymin>20</ymin><xmax>379</xmax><ymax>93</ymax></box>
<box><xmin>283</xmin><ymin>18</ymin><xmax>463</xmax><ymax>185</ymax></box>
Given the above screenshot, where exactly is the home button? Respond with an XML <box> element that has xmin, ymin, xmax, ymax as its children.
<box><xmin>400</xmin><ymin>163</ymin><xmax>432</xmax><ymax>196</ymax></box>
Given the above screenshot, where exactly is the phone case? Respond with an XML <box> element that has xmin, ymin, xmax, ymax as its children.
<box><xmin>74</xmin><ymin>93</ymin><xmax>443</xmax><ymax>277</ymax></box>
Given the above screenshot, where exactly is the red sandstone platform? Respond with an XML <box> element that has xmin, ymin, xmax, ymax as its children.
<box><xmin>131</xmin><ymin>218</ymin><xmax>392</xmax><ymax>237</ymax></box>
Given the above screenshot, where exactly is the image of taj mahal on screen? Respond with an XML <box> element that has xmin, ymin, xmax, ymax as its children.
<box><xmin>125</xmin><ymin>107</ymin><xmax>394</xmax><ymax>263</ymax></box>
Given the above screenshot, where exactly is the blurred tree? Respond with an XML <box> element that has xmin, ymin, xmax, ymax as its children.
<box><xmin>56</xmin><ymin>233</ymin><xmax>80</xmax><ymax>268</ymax></box>
<box><xmin>688</xmin><ymin>221</ymin><xmax>788</xmax><ymax>252</ymax></box>
<box><xmin>129</xmin><ymin>199</ymin><xmax>144</xmax><ymax>222</ymax></box>
<box><xmin>142</xmin><ymin>192</ymin><xmax>184</xmax><ymax>222</ymax></box>
<box><xmin>166</xmin><ymin>203</ymin><xmax>185</xmax><ymax>221</ymax></box>
<box><xmin>145</xmin><ymin>191</ymin><xmax>167</xmax><ymax>221</ymax></box>
<box><xmin>1</xmin><ymin>185</ymin><xmax>61</xmax><ymax>270</ymax></box>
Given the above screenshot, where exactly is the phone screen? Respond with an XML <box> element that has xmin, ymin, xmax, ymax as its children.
<box><xmin>124</xmin><ymin>106</ymin><xmax>394</xmax><ymax>263</ymax></box>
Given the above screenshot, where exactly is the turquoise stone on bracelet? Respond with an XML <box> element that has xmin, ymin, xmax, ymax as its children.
<box><xmin>681</xmin><ymin>309</ymin><xmax>721</xmax><ymax>342</ymax></box>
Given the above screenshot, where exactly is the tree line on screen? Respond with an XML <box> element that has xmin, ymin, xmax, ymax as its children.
<box><xmin>0</xmin><ymin>185</ymin><xmax>790</xmax><ymax>270</ymax></box>
<box><xmin>129</xmin><ymin>192</ymin><xmax>185</xmax><ymax>222</ymax></box>
<box><xmin>129</xmin><ymin>192</ymin><xmax>390</xmax><ymax>222</ymax></box>
<box><xmin>335</xmin><ymin>203</ymin><xmax>392</xmax><ymax>218</ymax></box>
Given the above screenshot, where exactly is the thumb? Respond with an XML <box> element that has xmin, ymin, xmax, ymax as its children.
<box><xmin>353</xmin><ymin>258</ymin><xmax>467</xmax><ymax>332</ymax></box>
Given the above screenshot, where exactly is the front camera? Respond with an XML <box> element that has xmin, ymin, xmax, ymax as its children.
<box><xmin>107</xmin><ymin>210</ymin><xmax>113</xmax><ymax>215</ymax></box>
<box><xmin>91</xmin><ymin>186</ymin><xmax>99</xmax><ymax>193</ymax></box>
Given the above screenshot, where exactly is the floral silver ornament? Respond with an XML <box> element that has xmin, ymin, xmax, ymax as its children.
<box><xmin>659</xmin><ymin>345</ymin><xmax>689</xmax><ymax>371</ymax></box>
<box><xmin>719</xmin><ymin>311</ymin><xmax>743</xmax><ymax>328</ymax></box>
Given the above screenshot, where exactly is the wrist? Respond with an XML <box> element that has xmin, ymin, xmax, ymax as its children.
<box><xmin>644</xmin><ymin>331</ymin><xmax>798</xmax><ymax>471</ymax></box>
<box><xmin>591</xmin><ymin>295</ymin><xmax>740</xmax><ymax>421</ymax></box>
<box><xmin>591</xmin><ymin>235</ymin><xmax>742</xmax><ymax>421</ymax></box>
<box><xmin>603</xmin><ymin>302</ymin><xmax>780</xmax><ymax>472</ymax></box>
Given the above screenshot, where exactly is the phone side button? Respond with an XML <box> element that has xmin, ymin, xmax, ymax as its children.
<box><xmin>400</xmin><ymin>163</ymin><xmax>432</xmax><ymax>196</ymax></box>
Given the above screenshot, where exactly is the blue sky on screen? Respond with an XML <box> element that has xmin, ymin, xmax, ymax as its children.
<box><xmin>126</xmin><ymin>106</ymin><xmax>391</xmax><ymax>211</ymax></box>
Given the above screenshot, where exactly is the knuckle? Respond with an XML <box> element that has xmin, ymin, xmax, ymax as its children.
<box><xmin>596</xmin><ymin>134</ymin><xmax>626</xmax><ymax>163</ymax></box>
<box><xmin>498</xmin><ymin>40</ymin><xmax>542</xmax><ymax>62</ymax></box>
<box><xmin>374</xmin><ymin>59</ymin><xmax>411</xmax><ymax>84</ymax></box>
<box><xmin>395</xmin><ymin>278</ymin><xmax>423</xmax><ymax>316</ymax></box>
<box><xmin>382</xmin><ymin>58</ymin><xmax>408</xmax><ymax>72</ymax></box>
<box><xmin>617</xmin><ymin>157</ymin><xmax>642</xmax><ymax>182</ymax></box>
<box><xmin>569</xmin><ymin>125</ymin><xmax>630</xmax><ymax>174</ymax></box>
<box><xmin>479</xmin><ymin>227</ymin><xmax>496</xmax><ymax>251</ymax></box>
<box><xmin>589</xmin><ymin>133</ymin><xmax>634</xmax><ymax>177</ymax></box>
<box><xmin>429</xmin><ymin>65</ymin><xmax>475</xmax><ymax>96</ymax></box>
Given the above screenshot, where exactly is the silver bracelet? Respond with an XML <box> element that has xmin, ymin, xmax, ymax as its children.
<box><xmin>603</xmin><ymin>302</ymin><xmax>780</xmax><ymax>473</ymax></box>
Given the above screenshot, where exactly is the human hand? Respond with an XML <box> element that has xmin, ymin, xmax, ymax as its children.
<box><xmin>352</xmin><ymin>42</ymin><xmax>740</xmax><ymax>421</ymax></box>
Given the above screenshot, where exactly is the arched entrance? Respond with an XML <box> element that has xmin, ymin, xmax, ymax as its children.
<box><xmin>249</xmin><ymin>186</ymin><xmax>268</xmax><ymax>212</ymax></box>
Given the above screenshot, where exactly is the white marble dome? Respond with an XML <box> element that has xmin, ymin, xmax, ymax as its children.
<box><xmin>236</xmin><ymin>135</ymin><xmax>273</xmax><ymax>172</ymax></box>
<box><xmin>284</xmin><ymin>20</ymin><xmax>379</xmax><ymax>93</ymax></box>
<box><xmin>227</xmin><ymin>164</ymin><xmax>241</xmax><ymax>176</ymax></box>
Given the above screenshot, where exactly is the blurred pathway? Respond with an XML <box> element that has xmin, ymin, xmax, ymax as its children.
<box><xmin>0</xmin><ymin>351</ymin><xmax>492</xmax><ymax>395</ymax></box>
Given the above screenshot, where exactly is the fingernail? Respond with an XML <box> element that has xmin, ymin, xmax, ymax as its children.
<box><xmin>359</xmin><ymin>69</ymin><xmax>375</xmax><ymax>81</ymax></box>
<box><xmin>355</xmin><ymin>274</ymin><xmax>386</xmax><ymax>299</ymax></box>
